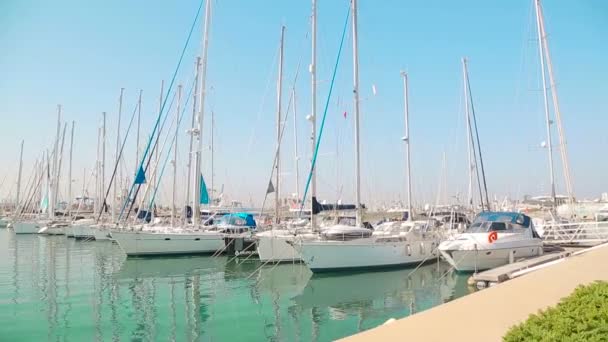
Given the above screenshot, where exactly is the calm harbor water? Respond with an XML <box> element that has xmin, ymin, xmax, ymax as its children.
<box><xmin>0</xmin><ymin>229</ymin><xmax>471</xmax><ymax>341</ymax></box>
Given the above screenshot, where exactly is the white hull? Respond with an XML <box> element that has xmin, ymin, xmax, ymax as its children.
<box><xmin>297</xmin><ymin>238</ymin><xmax>439</xmax><ymax>272</ymax></box>
<box><xmin>0</xmin><ymin>218</ymin><xmax>9</xmax><ymax>228</ymax></box>
<box><xmin>72</xmin><ymin>224</ymin><xmax>95</xmax><ymax>239</ymax></box>
<box><xmin>112</xmin><ymin>230</ymin><xmax>225</xmax><ymax>256</ymax></box>
<box><xmin>256</xmin><ymin>232</ymin><xmax>302</xmax><ymax>263</ymax></box>
<box><xmin>92</xmin><ymin>226</ymin><xmax>112</xmax><ymax>240</ymax></box>
<box><xmin>13</xmin><ymin>221</ymin><xmax>42</xmax><ymax>234</ymax></box>
<box><xmin>40</xmin><ymin>226</ymin><xmax>66</xmax><ymax>235</ymax></box>
<box><xmin>440</xmin><ymin>244</ymin><xmax>543</xmax><ymax>272</ymax></box>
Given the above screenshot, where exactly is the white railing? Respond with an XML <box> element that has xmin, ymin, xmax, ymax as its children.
<box><xmin>539</xmin><ymin>221</ymin><xmax>608</xmax><ymax>245</ymax></box>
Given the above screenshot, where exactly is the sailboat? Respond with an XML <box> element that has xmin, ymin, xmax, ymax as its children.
<box><xmin>256</xmin><ymin>23</ymin><xmax>310</xmax><ymax>263</ymax></box>
<box><xmin>256</xmin><ymin>2</ymin><xmax>361</xmax><ymax>263</ymax></box>
<box><xmin>294</xmin><ymin>1</ymin><xmax>443</xmax><ymax>272</ymax></box>
<box><xmin>112</xmin><ymin>0</ymin><xmax>228</xmax><ymax>256</ymax></box>
<box><xmin>14</xmin><ymin>107</ymin><xmax>65</xmax><ymax>234</ymax></box>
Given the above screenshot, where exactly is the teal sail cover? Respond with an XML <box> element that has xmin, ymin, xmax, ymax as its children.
<box><xmin>200</xmin><ymin>174</ymin><xmax>209</xmax><ymax>204</ymax></box>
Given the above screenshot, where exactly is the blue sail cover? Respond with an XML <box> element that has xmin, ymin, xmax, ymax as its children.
<box><xmin>200</xmin><ymin>174</ymin><xmax>209</xmax><ymax>204</ymax></box>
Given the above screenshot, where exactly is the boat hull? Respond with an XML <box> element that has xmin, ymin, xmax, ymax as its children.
<box><xmin>256</xmin><ymin>234</ymin><xmax>301</xmax><ymax>263</ymax></box>
<box><xmin>13</xmin><ymin>221</ymin><xmax>41</xmax><ymax>234</ymax></box>
<box><xmin>41</xmin><ymin>226</ymin><xmax>66</xmax><ymax>235</ymax></box>
<box><xmin>439</xmin><ymin>244</ymin><xmax>543</xmax><ymax>272</ymax></box>
<box><xmin>72</xmin><ymin>224</ymin><xmax>95</xmax><ymax>239</ymax></box>
<box><xmin>112</xmin><ymin>231</ymin><xmax>225</xmax><ymax>256</ymax></box>
<box><xmin>297</xmin><ymin>238</ymin><xmax>439</xmax><ymax>273</ymax></box>
<box><xmin>92</xmin><ymin>226</ymin><xmax>112</xmax><ymax>240</ymax></box>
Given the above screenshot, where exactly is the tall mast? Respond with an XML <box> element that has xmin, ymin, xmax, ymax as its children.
<box><xmin>193</xmin><ymin>0</ymin><xmax>212</xmax><ymax>225</ymax></box>
<box><xmin>56</xmin><ymin>123</ymin><xmax>67</xmax><ymax>214</ymax></box>
<box><xmin>152</xmin><ymin>81</ymin><xmax>164</xmax><ymax>219</ymax></box>
<box><xmin>534</xmin><ymin>0</ymin><xmax>557</xmax><ymax>209</ymax></box>
<box><xmin>275</xmin><ymin>25</ymin><xmax>285</xmax><ymax>224</ymax></box>
<box><xmin>351</xmin><ymin>0</ymin><xmax>362</xmax><ymax>227</ymax></box>
<box><xmin>292</xmin><ymin>88</ymin><xmax>300</xmax><ymax>200</ymax></box>
<box><xmin>537</xmin><ymin>0</ymin><xmax>575</xmax><ymax>207</ymax></box>
<box><xmin>172</xmin><ymin>84</ymin><xmax>182</xmax><ymax>227</ymax></box>
<box><xmin>15</xmin><ymin>140</ymin><xmax>24</xmax><ymax>213</ymax></box>
<box><xmin>46</xmin><ymin>151</ymin><xmax>51</xmax><ymax>218</ymax></box>
<box><xmin>95</xmin><ymin>126</ymin><xmax>101</xmax><ymax>215</ymax></box>
<box><xmin>186</xmin><ymin>57</ymin><xmax>201</xmax><ymax>217</ymax></box>
<box><xmin>68</xmin><ymin>121</ymin><xmax>74</xmax><ymax>216</ymax></box>
<box><xmin>101</xmin><ymin>112</ymin><xmax>106</xmax><ymax>216</ymax></box>
<box><xmin>401</xmin><ymin>72</ymin><xmax>413</xmax><ymax>221</ymax></box>
<box><xmin>462</xmin><ymin>58</ymin><xmax>474</xmax><ymax>209</ymax></box>
<box><xmin>113</xmin><ymin>88</ymin><xmax>124</xmax><ymax>222</ymax></box>
<box><xmin>310</xmin><ymin>0</ymin><xmax>318</xmax><ymax>230</ymax></box>
<box><xmin>210</xmin><ymin>110</ymin><xmax>215</xmax><ymax>207</ymax></box>
<box><xmin>136</xmin><ymin>90</ymin><xmax>142</xmax><ymax>173</ymax></box>
<box><xmin>50</xmin><ymin>105</ymin><xmax>61</xmax><ymax>219</ymax></box>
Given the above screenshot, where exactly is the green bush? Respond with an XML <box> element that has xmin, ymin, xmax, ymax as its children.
<box><xmin>504</xmin><ymin>281</ymin><xmax>608</xmax><ymax>342</ymax></box>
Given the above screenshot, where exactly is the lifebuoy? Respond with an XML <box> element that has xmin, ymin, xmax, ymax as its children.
<box><xmin>488</xmin><ymin>231</ymin><xmax>498</xmax><ymax>244</ymax></box>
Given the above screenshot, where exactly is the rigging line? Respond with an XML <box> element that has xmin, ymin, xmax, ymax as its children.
<box><xmin>96</xmin><ymin>101</ymin><xmax>140</xmax><ymax>223</ymax></box>
<box><xmin>466</xmin><ymin>72</ymin><xmax>490</xmax><ymax>210</ymax></box>
<box><xmin>131</xmin><ymin>88</ymin><xmax>179</xmax><ymax>218</ymax></box>
<box><xmin>148</xmin><ymin>80</ymin><xmax>195</xmax><ymax>211</ymax></box>
<box><xmin>13</xmin><ymin>156</ymin><xmax>40</xmax><ymax>217</ymax></box>
<box><xmin>119</xmin><ymin>0</ymin><xmax>205</xmax><ymax>221</ymax></box>
<box><xmin>299</xmin><ymin>3</ymin><xmax>351</xmax><ymax>214</ymax></box>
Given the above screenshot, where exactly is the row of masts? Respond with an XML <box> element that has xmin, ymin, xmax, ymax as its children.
<box><xmin>5</xmin><ymin>0</ymin><xmax>574</xmax><ymax>225</ymax></box>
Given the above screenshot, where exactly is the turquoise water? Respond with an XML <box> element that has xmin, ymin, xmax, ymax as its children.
<box><xmin>0</xmin><ymin>229</ymin><xmax>471</xmax><ymax>341</ymax></box>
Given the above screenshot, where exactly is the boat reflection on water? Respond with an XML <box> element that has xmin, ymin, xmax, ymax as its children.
<box><xmin>115</xmin><ymin>255</ymin><xmax>227</xmax><ymax>280</ymax></box>
<box><xmin>289</xmin><ymin>262</ymin><xmax>470</xmax><ymax>338</ymax></box>
<box><xmin>0</xmin><ymin>228</ymin><xmax>472</xmax><ymax>342</ymax></box>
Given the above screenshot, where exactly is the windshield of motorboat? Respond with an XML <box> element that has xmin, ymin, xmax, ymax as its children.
<box><xmin>466</xmin><ymin>212</ymin><xmax>530</xmax><ymax>233</ymax></box>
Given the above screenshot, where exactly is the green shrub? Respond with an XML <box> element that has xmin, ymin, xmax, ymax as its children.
<box><xmin>504</xmin><ymin>281</ymin><xmax>608</xmax><ymax>342</ymax></box>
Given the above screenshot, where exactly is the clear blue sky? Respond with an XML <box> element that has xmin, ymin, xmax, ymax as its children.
<box><xmin>1</xmin><ymin>0</ymin><xmax>607</xmax><ymax>208</ymax></box>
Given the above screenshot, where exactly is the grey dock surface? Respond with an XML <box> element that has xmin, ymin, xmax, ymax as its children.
<box><xmin>471</xmin><ymin>246</ymin><xmax>583</xmax><ymax>284</ymax></box>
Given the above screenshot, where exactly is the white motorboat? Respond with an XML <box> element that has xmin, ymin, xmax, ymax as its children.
<box><xmin>293</xmin><ymin>221</ymin><xmax>441</xmax><ymax>272</ymax></box>
<box><xmin>438</xmin><ymin>212</ymin><xmax>543</xmax><ymax>272</ymax></box>
<box><xmin>111</xmin><ymin>227</ymin><xmax>225</xmax><ymax>256</ymax></box>
<box><xmin>0</xmin><ymin>217</ymin><xmax>10</xmax><ymax>228</ymax></box>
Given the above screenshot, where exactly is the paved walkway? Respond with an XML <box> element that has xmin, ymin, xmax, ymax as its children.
<box><xmin>341</xmin><ymin>244</ymin><xmax>608</xmax><ymax>342</ymax></box>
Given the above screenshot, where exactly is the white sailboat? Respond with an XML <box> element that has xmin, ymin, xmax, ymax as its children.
<box><xmin>15</xmin><ymin>107</ymin><xmax>62</xmax><ymax>234</ymax></box>
<box><xmin>112</xmin><ymin>0</ymin><xmax>226</xmax><ymax>256</ymax></box>
<box><xmin>294</xmin><ymin>2</ymin><xmax>442</xmax><ymax>272</ymax></box>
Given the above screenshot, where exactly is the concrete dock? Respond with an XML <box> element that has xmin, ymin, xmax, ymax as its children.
<box><xmin>341</xmin><ymin>243</ymin><xmax>608</xmax><ymax>342</ymax></box>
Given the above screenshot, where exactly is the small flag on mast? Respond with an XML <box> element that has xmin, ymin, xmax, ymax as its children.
<box><xmin>134</xmin><ymin>166</ymin><xmax>146</xmax><ymax>184</ymax></box>
<box><xmin>266</xmin><ymin>180</ymin><xmax>275</xmax><ymax>194</ymax></box>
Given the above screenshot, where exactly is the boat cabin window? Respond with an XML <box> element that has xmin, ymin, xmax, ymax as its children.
<box><xmin>489</xmin><ymin>222</ymin><xmax>507</xmax><ymax>231</ymax></box>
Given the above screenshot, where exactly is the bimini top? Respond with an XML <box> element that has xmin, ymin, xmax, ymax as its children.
<box><xmin>217</xmin><ymin>212</ymin><xmax>257</xmax><ymax>227</ymax></box>
<box><xmin>466</xmin><ymin>211</ymin><xmax>537</xmax><ymax>234</ymax></box>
